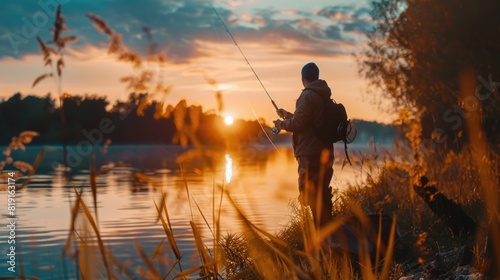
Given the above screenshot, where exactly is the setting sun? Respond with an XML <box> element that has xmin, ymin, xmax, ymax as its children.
<box><xmin>224</xmin><ymin>115</ymin><xmax>234</xmax><ymax>125</ymax></box>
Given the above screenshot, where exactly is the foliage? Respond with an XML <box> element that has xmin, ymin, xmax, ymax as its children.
<box><xmin>336</xmin><ymin>133</ymin><xmax>498</xmax><ymax>276</ymax></box>
<box><xmin>358</xmin><ymin>0</ymin><xmax>500</xmax><ymax>149</ymax></box>
<box><xmin>0</xmin><ymin>131</ymin><xmax>45</xmax><ymax>193</ymax></box>
<box><xmin>0</xmin><ymin>93</ymin><xmax>54</xmax><ymax>142</ymax></box>
<box><xmin>0</xmin><ymin>131</ymin><xmax>39</xmax><ymax>175</ymax></box>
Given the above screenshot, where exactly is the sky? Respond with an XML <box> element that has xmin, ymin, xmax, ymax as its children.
<box><xmin>0</xmin><ymin>0</ymin><xmax>394</xmax><ymax>125</ymax></box>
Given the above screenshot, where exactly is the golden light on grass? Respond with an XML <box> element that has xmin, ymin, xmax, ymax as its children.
<box><xmin>224</xmin><ymin>115</ymin><xmax>234</xmax><ymax>125</ymax></box>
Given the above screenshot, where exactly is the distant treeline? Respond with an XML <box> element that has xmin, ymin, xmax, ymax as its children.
<box><xmin>0</xmin><ymin>93</ymin><xmax>396</xmax><ymax>146</ymax></box>
<box><xmin>351</xmin><ymin>120</ymin><xmax>396</xmax><ymax>145</ymax></box>
<box><xmin>0</xmin><ymin>93</ymin><xmax>263</xmax><ymax>147</ymax></box>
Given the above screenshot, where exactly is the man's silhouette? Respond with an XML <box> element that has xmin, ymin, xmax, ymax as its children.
<box><xmin>273</xmin><ymin>62</ymin><xmax>334</xmax><ymax>228</ymax></box>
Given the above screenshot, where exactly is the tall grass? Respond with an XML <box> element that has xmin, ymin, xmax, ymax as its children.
<box><xmin>58</xmin><ymin>150</ymin><xmax>403</xmax><ymax>279</ymax></box>
<box><xmin>32</xmin><ymin>5</ymin><xmax>78</xmax><ymax>168</ymax></box>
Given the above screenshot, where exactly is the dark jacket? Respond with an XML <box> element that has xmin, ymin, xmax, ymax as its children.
<box><xmin>281</xmin><ymin>79</ymin><xmax>334</xmax><ymax>157</ymax></box>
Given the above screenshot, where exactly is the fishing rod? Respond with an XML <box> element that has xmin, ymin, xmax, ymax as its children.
<box><xmin>209</xmin><ymin>4</ymin><xmax>279</xmax><ymax>112</ymax></box>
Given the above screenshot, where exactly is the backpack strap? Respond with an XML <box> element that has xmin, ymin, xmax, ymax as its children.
<box><xmin>340</xmin><ymin>121</ymin><xmax>352</xmax><ymax>166</ymax></box>
<box><xmin>344</xmin><ymin>141</ymin><xmax>352</xmax><ymax>166</ymax></box>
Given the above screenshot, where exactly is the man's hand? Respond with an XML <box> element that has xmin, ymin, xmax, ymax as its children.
<box><xmin>276</xmin><ymin>108</ymin><xmax>293</xmax><ymax>119</ymax></box>
<box><xmin>272</xmin><ymin>119</ymin><xmax>283</xmax><ymax>131</ymax></box>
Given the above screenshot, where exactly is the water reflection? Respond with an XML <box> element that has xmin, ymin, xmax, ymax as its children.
<box><xmin>225</xmin><ymin>153</ymin><xmax>233</xmax><ymax>183</ymax></box>
<box><xmin>0</xmin><ymin>144</ymin><xmax>370</xmax><ymax>279</ymax></box>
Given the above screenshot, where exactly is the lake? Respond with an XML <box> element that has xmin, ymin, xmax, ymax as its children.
<box><xmin>0</xmin><ymin>143</ymin><xmax>381</xmax><ymax>279</ymax></box>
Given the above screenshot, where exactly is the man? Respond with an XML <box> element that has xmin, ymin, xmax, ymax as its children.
<box><xmin>273</xmin><ymin>62</ymin><xmax>334</xmax><ymax>228</ymax></box>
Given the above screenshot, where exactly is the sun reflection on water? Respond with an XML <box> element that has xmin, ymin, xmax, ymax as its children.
<box><xmin>225</xmin><ymin>153</ymin><xmax>233</xmax><ymax>183</ymax></box>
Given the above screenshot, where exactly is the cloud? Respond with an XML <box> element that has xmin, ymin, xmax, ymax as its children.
<box><xmin>343</xmin><ymin>20</ymin><xmax>374</xmax><ymax>34</ymax></box>
<box><xmin>231</xmin><ymin>6</ymin><xmax>360</xmax><ymax>57</ymax></box>
<box><xmin>0</xmin><ymin>0</ymin><xmax>372</xmax><ymax>62</ymax></box>
<box><xmin>316</xmin><ymin>5</ymin><xmax>374</xmax><ymax>39</ymax></box>
<box><xmin>317</xmin><ymin>5</ymin><xmax>355</xmax><ymax>21</ymax></box>
<box><xmin>323</xmin><ymin>25</ymin><xmax>343</xmax><ymax>41</ymax></box>
<box><xmin>1</xmin><ymin>0</ymin><xmax>226</xmax><ymax>62</ymax></box>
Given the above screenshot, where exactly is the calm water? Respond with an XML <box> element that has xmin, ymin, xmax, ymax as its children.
<box><xmin>0</xmin><ymin>144</ymin><xmax>376</xmax><ymax>279</ymax></box>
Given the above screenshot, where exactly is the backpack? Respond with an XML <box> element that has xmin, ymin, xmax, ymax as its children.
<box><xmin>315</xmin><ymin>94</ymin><xmax>357</xmax><ymax>165</ymax></box>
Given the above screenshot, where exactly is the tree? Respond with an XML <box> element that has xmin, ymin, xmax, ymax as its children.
<box><xmin>0</xmin><ymin>94</ymin><xmax>55</xmax><ymax>142</ymax></box>
<box><xmin>359</xmin><ymin>0</ymin><xmax>500</xmax><ymax>149</ymax></box>
<box><xmin>0</xmin><ymin>93</ymin><xmax>23</xmax><ymax>142</ymax></box>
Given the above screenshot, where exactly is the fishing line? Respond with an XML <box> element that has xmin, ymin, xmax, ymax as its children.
<box><xmin>209</xmin><ymin>3</ymin><xmax>283</xmax><ymax>154</ymax></box>
<box><xmin>209</xmin><ymin>3</ymin><xmax>279</xmax><ymax>111</ymax></box>
<box><xmin>209</xmin><ymin>7</ymin><xmax>223</xmax><ymax>43</ymax></box>
<box><xmin>243</xmin><ymin>90</ymin><xmax>284</xmax><ymax>155</ymax></box>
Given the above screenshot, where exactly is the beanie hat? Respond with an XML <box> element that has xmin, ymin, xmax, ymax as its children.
<box><xmin>301</xmin><ymin>62</ymin><xmax>319</xmax><ymax>81</ymax></box>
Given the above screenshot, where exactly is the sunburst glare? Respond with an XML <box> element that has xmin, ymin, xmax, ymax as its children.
<box><xmin>224</xmin><ymin>115</ymin><xmax>234</xmax><ymax>125</ymax></box>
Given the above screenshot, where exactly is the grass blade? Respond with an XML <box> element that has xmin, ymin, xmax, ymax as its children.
<box><xmin>179</xmin><ymin>164</ymin><xmax>194</xmax><ymax>220</ymax></box>
<box><xmin>153</xmin><ymin>200</ymin><xmax>181</xmax><ymax>260</ymax></box>
<box><xmin>225</xmin><ymin>192</ymin><xmax>308</xmax><ymax>278</ymax></box>
<box><xmin>109</xmin><ymin>252</ymin><xmax>136</xmax><ymax>279</ymax></box>
<box><xmin>64</xmin><ymin>189</ymin><xmax>81</xmax><ymax>256</ymax></box>
<box><xmin>18</xmin><ymin>148</ymin><xmax>45</xmax><ymax>191</ymax></box>
<box><xmin>155</xmin><ymin>192</ymin><xmax>167</xmax><ymax>223</ymax></box>
<box><xmin>379</xmin><ymin>214</ymin><xmax>398</xmax><ymax>280</ymax></box>
<box><xmin>162</xmin><ymin>258</ymin><xmax>181</xmax><ymax>280</ymax></box>
<box><xmin>151</xmin><ymin>239</ymin><xmax>165</xmax><ymax>261</ymax></box>
<box><xmin>74</xmin><ymin>189</ymin><xmax>112</xmax><ymax>279</ymax></box>
<box><xmin>173</xmin><ymin>263</ymin><xmax>214</xmax><ymax>279</ymax></box>
<box><xmin>192</xmin><ymin>197</ymin><xmax>213</xmax><ymax>236</ymax></box>
<box><xmin>32</xmin><ymin>72</ymin><xmax>53</xmax><ymax>88</ymax></box>
<box><xmin>190</xmin><ymin>221</ymin><xmax>212</xmax><ymax>277</ymax></box>
<box><xmin>135</xmin><ymin>242</ymin><xmax>161</xmax><ymax>279</ymax></box>
<box><xmin>90</xmin><ymin>154</ymin><xmax>98</xmax><ymax>224</ymax></box>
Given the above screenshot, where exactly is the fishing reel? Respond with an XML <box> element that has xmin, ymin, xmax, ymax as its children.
<box><xmin>271</xmin><ymin>127</ymin><xmax>280</xmax><ymax>134</ymax></box>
